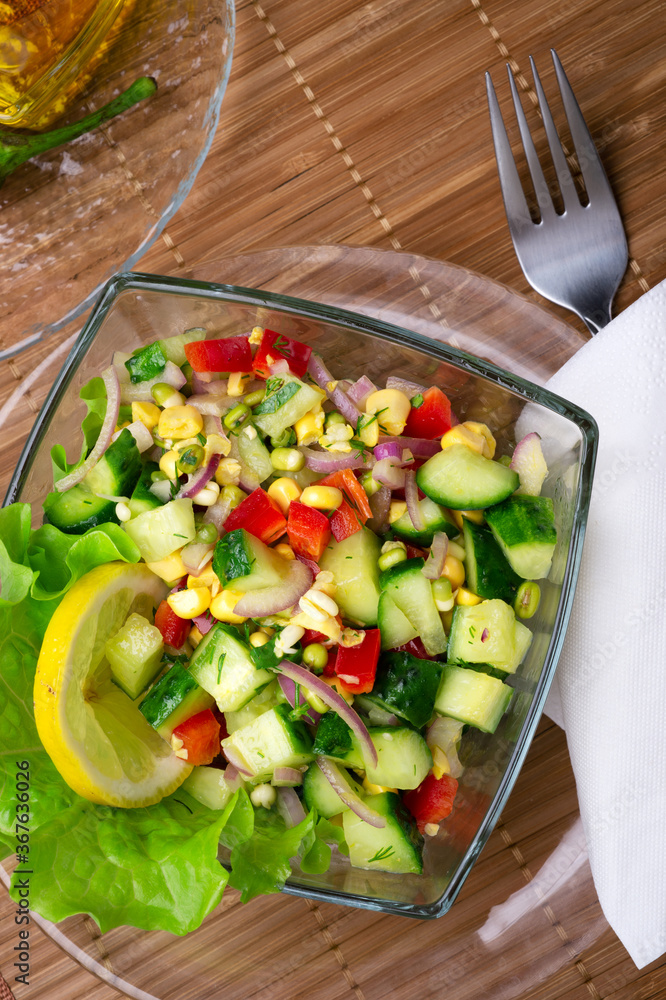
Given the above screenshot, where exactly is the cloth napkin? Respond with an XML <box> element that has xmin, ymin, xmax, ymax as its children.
<box><xmin>528</xmin><ymin>280</ymin><xmax>666</xmax><ymax>969</ymax></box>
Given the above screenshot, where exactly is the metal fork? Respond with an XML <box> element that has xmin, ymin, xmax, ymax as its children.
<box><xmin>486</xmin><ymin>49</ymin><xmax>628</xmax><ymax>334</ymax></box>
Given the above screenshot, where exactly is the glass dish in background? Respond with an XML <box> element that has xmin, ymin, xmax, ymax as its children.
<box><xmin>0</xmin><ymin>0</ymin><xmax>234</xmax><ymax>360</ymax></box>
<box><xmin>6</xmin><ymin>270</ymin><xmax>598</xmax><ymax>919</ymax></box>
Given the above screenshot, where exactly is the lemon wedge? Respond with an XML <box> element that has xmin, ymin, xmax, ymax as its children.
<box><xmin>34</xmin><ymin>562</ymin><xmax>192</xmax><ymax>807</ymax></box>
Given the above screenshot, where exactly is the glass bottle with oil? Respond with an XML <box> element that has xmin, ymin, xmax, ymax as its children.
<box><xmin>0</xmin><ymin>0</ymin><xmax>128</xmax><ymax>129</ymax></box>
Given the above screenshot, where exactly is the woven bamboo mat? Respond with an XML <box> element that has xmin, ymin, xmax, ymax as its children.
<box><xmin>2</xmin><ymin>0</ymin><xmax>666</xmax><ymax>997</ymax></box>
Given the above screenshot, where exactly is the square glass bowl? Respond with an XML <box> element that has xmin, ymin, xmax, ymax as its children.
<box><xmin>5</xmin><ymin>271</ymin><xmax>598</xmax><ymax>919</ymax></box>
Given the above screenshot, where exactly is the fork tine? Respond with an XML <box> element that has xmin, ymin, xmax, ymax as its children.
<box><xmin>505</xmin><ymin>65</ymin><xmax>555</xmax><ymax>219</ymax></box>
<box><xmin>550</xmin><ymin>48</ymin><xmax>614</xmax><ymax>204</ymax></box>
<box><xmin>485</xmin><ymin>72</ymin><xmax>532</xmax><ymax>230</ymax></box>
<box><xmin>528</xmin><ymin>55</ymin><xmax>577</xmax><ymax>211</ymax></box>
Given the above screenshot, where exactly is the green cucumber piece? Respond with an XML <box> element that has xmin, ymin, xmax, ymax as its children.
<box><xmin>392</xmin><ymin>497</ymin><xmax>458</xmax><ymax>546</ymax></box>
<box><xmin>365</xmin><ymin>650</ymin><xmax>443</xmax><ymax>729</ymax></box>
<box><xmin>122</xmin><ymin>498</ymin><xmax>196</xmax><ymax>563</ymax></box>
<box><xmin>447</xmin><ymin>599</ymin><xmax>526</xmax><ymax>674</ymax></box>
<box><xmin>416</xmin><ymin>444</ymin><xmax>519</xmax><ymax>510</ymax></box>
<box><xmin>221</xmin><ymin>703</ymin><xmax>313</xmax><ymax>780</ymax></box>
<box><xmin>312</xmin><ymin>712</ymin><xmax>364</xmax><ymax>770</ymax></box>
<box><xmin>128</xmin><ymin>462</ymin><xmax>163</xmax><ymax>517</ymax></box>
<box><xmin>236</xmin><ymin>424</ymin><xmax>273</xmax><ymax>483</ymax></box>
<box><xmin>138</xmin><ymin>662</ymin><xmax>214</xmax><ymax>740</ymax></box>
<box><xmin>366</xmin><ymin>727</ymin><xmax>432</xmax><ymax>790</ymax></box>
<box><xmin>379</xmin><ymin>558</ymin><xmax>446</xmax><ymax>656</ymax></box>
<box><xmin>158</xmin><ymin>327</ymin><xmax>206</xmax><ymax>367</ymax></box>
<box><xmin>434</xmin><ymin>664</ymin><xmax>512</xmax><ymax>733</ymax></box>
<box><xmin>485</xmin><ymin>494</ymin><xmax>557</xmax><ymax>580</ymax></box>
<box><xmin>462</xmin><ymin>518</ymin><xmax>522</xmax><ymax>603</ymax></box>
<box><xmin>253</xmin><ymin>374</ymin><xmax>323</xmax><ymax>439</ymax></box>
<box><xmin>181</xmin><ymin>765</ymin><xmax>236</xmax><ymax>811</ymax></box>
<box><xmin>189</xmin><ymin>623</ymin><xmax>273</xmax><ymax>712</ymax></box>
<box><xmin>319</xmin><ymin>526</ymin><xmax>381</xmax><ymax>626</ymax></box>
<box><xmin>343</xmin><ymin>792</ymin><xmax>423</xmax><ymax>874</ymax></box>
<box><xmin>377</xmin><ymin>591</ymin><xmax>419</xmax><ymax>650</ymax></box>
<box><xmin>225</xmin><ymin>679</ymin><xmax>281</xmax><ymax>734</ymax></box>
<box><xmin>213</xmin><ymin>528</ymin><xmax>291</xmax><ymax>592</ymax></box>
<box><xmin>303</xmin><ymin>760</ymin><xmax>356</xmax><ymax>818</ymax></box>
<box><xmin>105</xmin><ymin>612</ymin><xmax>164</xmax><ymax>700</ymax></box>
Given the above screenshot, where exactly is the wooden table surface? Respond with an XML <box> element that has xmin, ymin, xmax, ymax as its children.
<box><xmin>2</xmin><ymin>0</ymin><xmax>666</xmax><ymax>997</ymax></box>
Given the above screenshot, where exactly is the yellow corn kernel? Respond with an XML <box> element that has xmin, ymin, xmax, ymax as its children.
<box><xmin>321</xmin><ymin>675</ymin><xmax>355</xmax><ymax>705</ymax></box>
<box><xmin>463</xmin><ymin>421</ymin><xmax>496</xmax><ymax>460</ymax></box>
<box><xmin>388</xmin><ymin>501</ymin><xmax>407</xmax><ymax>524</ymax></box>
<box><xmin>455</xmin><ymin>586</ymin><xmax>482</xmax><ymax>606</ymax></box>
<box><xmin>289</xmin><ymin>611</ymin><xmax>342</xmax><ymax>643</ymax></box>
<box><xmin>204</xmin><ymin>433</ymin><xmax>231</xmax><ymax>462</ymax></box>
<box><xmin>267</xmin><ymin>477</ymin><xmax>302</xmax><ymax>514</ymax></box>
<box><xmin>441</xmin><ymin>555</ymin><xmax>465</xmax><ymax>590</ymax></box>
<box><xmin>300</xmin><ymin>485</ymin><xmax>343</xmax><ymax>511</ymax></box>
<box><xmin>441</xmin><ymin>424</ymin><xmax>486</xmax><ymax>455</ymax></box>
<box><xmin>210</xmin><ymin>589</ymin><xmax>247</xmax><ymax>623</ymax></box>
<box><xmin>131</xmin><ymin>400</ymin><xmax>161</xmax><ymax>430</ymax></box>
<box><xmin>294</xmin><ymin>410</ymin><xmax>325</xmax><ymax>446</ymax></box>
<box><xmin>167</xmin><ymin>587</ymin><xmax>211</xmax><ymax>619</ymax></box>
<box><xmin>274</xmin><ymin>542</ymin><xmax>296</xmax><ymax>561</ymax></box>
<box><xmin>431</xmin><ymin>746</ymin><xmax>452</xmax><ymax>780</ymax></box>
<box><xmin>214</xmin><ymin>458</ymin><xmax>242</xmax><ymax>486</ymax></box>
<box><xmin>249</xmin><ymin>630</ymin><xmax>271</xmax><ymax>648</ymax></box>
<box><xmin>365</xmin><ymin>388</ymin><xmax>411</xmax><ymax>436</ymax></box>
<box><xmin>189</xmin><ymin>625</ymin><xmax>204</xmax><ymax>649</ymax></box>
<box><xmin>146</xmin><ymin>549</ymin><xmax>188</xmax><ymax>583</ymax></box>
<box><xmin>362</xmin><ymin>776</ymin><xmax>398</xmax><ymax>795</ymax></box>
<box><xmin>249</xmin><ymin>326</ymin><xmax>264</xmax><ymax>346</ymax></box>
<box><xmin>187</xmin><ymin>565</ymin><xmax>219</xmax><ymax>590</ymax></box>
<box><xmin>450</xmin><ymin>509</ymin><xmax>485</xmax><ymax>531</ymax></box>
<box><xmin>159</xmin><ymin>449</ymin><xmax>179</xmax><ymax>480</ymax></box>
<box><xmin>357</xmin><ymin>412</ymin><xmax>379</xmax><ymax>447</ymax></box>
<box><xmin>227</xmin><ymin>371</ymin><xmax>253</xmax><ymax>397</ymax></box>
<box><xmin>158</xmin><ymin>405</ymin><xmax>204</xmax><ymax>441</ymax></box>
<box><xmin>299</xmin><ymin>588</ymin><xmax>339</xmax><ymax>620</ymax></box>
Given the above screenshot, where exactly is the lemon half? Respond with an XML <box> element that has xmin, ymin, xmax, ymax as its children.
<box><xmin>34</xmin><ymin>562</ymin><xmax>192</xmax><ymax>807</ymax></box>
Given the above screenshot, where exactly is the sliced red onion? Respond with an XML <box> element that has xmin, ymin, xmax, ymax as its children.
<box><xmin>222</xmin><ymin>744</ymin><xmax>253</xmax><ymax>777</ymax></box>
<box><xmin>278</xmin><ymin>675</ymin><xmax>321</xmax><ymax>726</ymax></box>
<box><xmin>177</xmin><ymin>455</ymin><xmax>221</xmax><ymax>499</ymax></box>
<box><xmin>233</xmin><ymin>560</ymin><xmax>313</xmax><ymax>617</ymax></box>
<box><xmin>187</xmin><ymin>394</ymin><xmax>229</xmax><ymax>417</ymax></box>
<box><xmin>149</xmin><ymin>479</ymin><xmax>173</xmax><ymax>503</ymax></box>
<box><xmin>223</xmin><ymin>764</ymin><xmax>245</xmax><ymax>792</ymax></box>
<box><xmin>347</xmin><ymin>375</ymin><xmax>376</xmax><ymax>408</ymax></box>
<box><xmin>56</xmin><ymin>366</ymin><xmax>120</xmax><ymax>492</ymax></box>
<box><xmin>404</xmin><ymin>470</ymin><xmax>425</xmax><ymax>531</ymax></box>
<box><xmin>269</xmin><ymin>359</ymin><xmax>291</xmax><ymax>376</ymax></box>
<box><xmin>306</xmin><ymin>354</ymin><xmax>361</xmax><ymax>425</ymax></box>
<box><xmin>378</xmin><ymin>435</ymin><xmax>441</xmax><ymax>458</ymax></box>
<box><xmin>481</xmin><ymin>628</ymin><xmax>489</xmax><ymax>643</ymax></box>
<box><xmin>426</xmin><ymin>717</ymin><xmax>464</xmax><ymax>779</ymax></box>
<box><xmin>295</xmin><ymin>552</ymin><xmax>321</xmax><ymax>577</ymax></box>
<box><xmin>276</xmin><ymin>787</ymin><xmax>307</xmax><ymax>828</ymax></box>
<box><xmin>366</xmin><ymin>484</ymin><xmax>391</xmax><ymax>535</ymax></box>
<box><xmin>510</xmin><ymin>431</ymin><xmax>547</xmax><ymax>496</ymax></box>
<box><xmin>275</xmin><ymin>661</ymin><xmax>377</xmax><ymax>768</ymax></box>
<box><xmin>193</xmin><ymin>611</ymin><xmax>215</xmax><ymax>635</ymax></box>
<box><xmin>300</xmin><ymin>446</ymin><xmax>370</xmax><ymax>474</ymax></box>
<box><xmin>273</xmin><ymin>767</ymin><xmax>304</xmax><ymax>787</ymax></box>
<box><xmin>372</xmin><ymin>457</ymin><xmax>406</xmax><ymax>490</ymax></box>
<box><xmin>422</xmin><ymin>531</ymin><xmax>449</xmax><ymax>579</ymax></box>
<box><xmin>168</xmin><ymin>576</ymin><xmax>187</xmax><ymax>595</ymax></box>
<box><xmin>203</xmin><ymin>496</ymin><xmax>234</xmax><ymax>534</ymax></box>
<box><xmin>181</xmin><ymin>541</ymin><xmax>215</xmax><ymax>575</ymax></box>
<box><xmin>386</xmin><ymin>375</ymin><xmax>426</xmax><ymax>397</ymax></box>
<box><xmin>191</xmin><ymin>372</ymin><xmax>222</xmax><ymax>394</ymax></box>
<box><xmin>316</xmin><ymin>758</ymin><xmax>385</xmax><ymax>829</ymax></box>
<box><xmin>374</xmin><ymin>441</ymin><xmax>402</xmax><ymax>462</ymax></box>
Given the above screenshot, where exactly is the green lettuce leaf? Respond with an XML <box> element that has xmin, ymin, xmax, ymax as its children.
<box><xmin>0</xmin><ymin>504</ymin><xmax>35</xmax><ymax>607</ymax></box>
<box><xmin>28</xmin><ymin>522</ymin><xmax>140</xmax><ymax>601</ymax></box>
<box><xmin>301</xmin><ymin>816</ymin><xmax>349</xmax><ymax>874</ymax></box>
<box><xmin>51</xmin><ymin>376</ymin><xmax>108</xmax><ymax>484</ymax></box>
<box><xmin>228</xmin><ymin>804</ymin><xmax>317</xmax><ymax>902</ymax></box>
<box><xmin>9</xmin><ymin>790</ymin><xmax>232</xmax><ymax>934</ymax></box>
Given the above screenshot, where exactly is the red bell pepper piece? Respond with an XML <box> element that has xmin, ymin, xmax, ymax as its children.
<box><xmin>287</xmin><ymin>501</ymin><xmax>331</xmax><ymax>561</ymax></box>
<box><xmin>154</xmin><ymin>599</ymin><xmax>190</xmax><ymax>649</ymax></box>
<box><xmin>334</xmin><ymin>628</ymin><xmax>381</xmax><ymax>694</ymax></box>
<box><xmin>402</xmin><ymin>773</ymin><xmax>459</xmax><ymax>833</ymax></box>
<box><xmin>171</xmin><ymin>709</ymin><xmax>221</xmax><ymax>766</ymax></box>
<box><xmin>184</xmin><ymin>336</ymin><xmax>253</xmax><ymax>373</ymax></box>
<box><xmin>252</xmin><ymin>329</ymin><xmax>312</xmax><ymax>379</ymax></box>
<box><xmin>318</xmin><ymin>469</ymin><xmax>372</xmax><ymax>541</ymax></box>
<box><xmin>222</xmin><ymin>488</ymin><xmax>287</xmax><ymax>544</ymax></box>
<box><xmin>404</xmin><ymin>386</ymin><xmax>453</xmax><ymax>439</ymax></box>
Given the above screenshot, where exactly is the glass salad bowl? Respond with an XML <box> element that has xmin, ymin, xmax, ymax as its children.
<box><xmin>6</xmin><ymin>269</ymin><xmax>597</xmax><ymax>923</ymax></box>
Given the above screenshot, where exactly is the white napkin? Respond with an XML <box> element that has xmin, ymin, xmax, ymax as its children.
<box><xmin>534</xmin><ymin>280</ymin><xmax>666</xmax><ymax>969</ymax></box>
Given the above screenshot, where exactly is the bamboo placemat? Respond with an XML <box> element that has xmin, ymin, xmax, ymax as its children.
<box><xmin>2</xmin><ymin>0</ymin><xmax>666</xmax><ymax>997</ymax></box>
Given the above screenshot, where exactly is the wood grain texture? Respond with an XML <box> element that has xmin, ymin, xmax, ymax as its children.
<box><xmin>2</xmin><ymin>0</ymin><xmax>666</xmax><ymax>998</ymax></box>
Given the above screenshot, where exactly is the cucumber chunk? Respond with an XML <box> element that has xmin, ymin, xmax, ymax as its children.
<box><xmin>434</xmin><ymin>664</ymin><xmax>512</xmax><ymax>733</ymax></box>
<box><xmin>182</xmin><ymin>765</ymin><xmax>236</xmax><ymax>811</ymax></box>
<box><xmin>392</xmin><ymin>497</ymin><xmax>458</xmax><ymax>546</ymax></box>
<box><xmin>366</xmin><ymin>727</ymin><xmax>432</xmax><ymax>790</ymax></box>
<box><xmin>123</xmin><ymin>498</ymin><xmax>196</xmax><ymax>563</ymax></box>
<box><xmin>447</xmin><ymin>599</ymin><xmax>531</xmax><ymax>674</ymax></box>
<box><xmin>158</xmin><ymin>328</ymin><xmax>206</xmax><ymax>367</ymax></box>
<box><xmin>377</xmin><ymin>592</ymin><xmax>419</xmax><ymax>650</ymax></box>
<box><xmin>128</xmin><ymin>462</ymin><xmax>163</xmax><ymax>518</ymax></box>
<box><xmin>138</xmin><ymin>662</ymin><xmax>215</xmax><ymax>740</ymax></box>
<box><xmin>416</xmin><ymin>444</ymin><xmax>519</xmax><ymax>510</ymax></box>
<box><xmin>343</xmin><ymin>792</ymin><xmax>423</xmax><ymax>874</ymax></box>
<box><xmin>312</xmin><ymin>712</ymin><xmax>364</xmax><ymax>770</ymax></box>
<box><xmin>224</xmin><ymin>679</ymin><xmax>281</xmax><ymax>734</ymax></box>
<box><xmin>189</xmin><ymin>623</ymin><xmax>273</xmax><ymax>712</ymax></box>
<box><xmin>303</xmin><ymin>760</ymin><xmax>357</xmax><ymax>818</ymax></box>
<box><xmin>213</xmin><ymin>529</ymin><xmax>291</xmax><ymax>592</ymax></box>
<box><xmin>365</xmin><ymin>650</ymin><xmax>443</xmax><ymax>729</ymax></box>
<box><xmin>221</xmin><ymin>703</ymin><xmax>313</xmax><ymax>781</ymax></box>
<box><xmin>462</xmin><ymin>518</ymin><xmax>522</xmax><ymax>604</ymax></box>
<box><xmin>379</xmin><ymin>558</ymin><xmax>447</xmax><ymax>656</ymax></box>
<box><xmin>319</xmin><ymin>526</ymin><xmax>381</xmax><ymax>626</ymax></box>
<box><xmin>105</xmin><ymin>612</ymin><xmax>164</xmax><ymax>700</ymax></box>
<box><xmin>253</xmin><ymin>374</ymin><xmax>323</xmax><ymax>439</ymax></box>
<box><xmin>485</xmin><ymin>494</ymin><xmax>557</xmax><ymax>580</ymax></box>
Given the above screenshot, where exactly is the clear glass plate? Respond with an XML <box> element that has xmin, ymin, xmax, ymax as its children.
<box><xmin>2</xmin><ymin>247</ymin><xmax>608</xmax><ymax>999</ymax></box>
<box><xmin>0</xmin><ymin>0</ymin><xmax>234</xmax><ymax>361</ymax></box>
